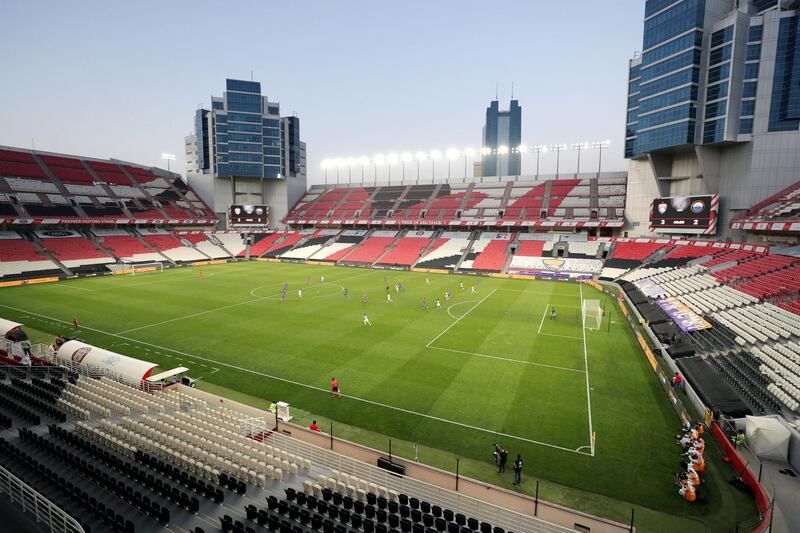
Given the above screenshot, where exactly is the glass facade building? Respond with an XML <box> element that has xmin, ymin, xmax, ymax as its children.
<box><xmin>191</xmin><ymin>79</ymin><xmax>303</xmax><ymax>180</ymax></box>
<box><xmin>481</xmin><ymin>100</ymin><xmax>522</xmax><ymax>176</ymax></box>
<box><xmin>624</xmin><ymin>0</ymin><xmax>800</xmax><ymax>238</ymax></box>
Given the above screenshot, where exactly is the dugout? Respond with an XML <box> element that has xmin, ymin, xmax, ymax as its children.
<box><xmin>677</xmin><ymin>357</ymin><xmax>751</xmax><ymax>418</ymax></box>
<box><xmin>0</xmin><ymin>318</ymin><xmax>28</xmax><ymax>342</ymax></box>
<box><xmin>55</xmin><ymin>340</ymin><xmax>157</xmax><ymax>386</ymax></box>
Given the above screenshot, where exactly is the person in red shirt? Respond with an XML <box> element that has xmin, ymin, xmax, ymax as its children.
<box><xmin>309</xmin><ymin>420</ymin><xmax>321</xmax><ymax>432</ymax></box>
<box><xmin>72</xmin><ymin>318</ymin><xmax>78</xmax><ymax>333</ymax></box>
<box><xmin>672</xmin><ymin>372</ymin><xmax>683</xmax><ymax>390</ymax></box>
<box><xmin>330</xmin><ymin>377</ymin><xmax>342</xmax><ymax>399</ymax></box>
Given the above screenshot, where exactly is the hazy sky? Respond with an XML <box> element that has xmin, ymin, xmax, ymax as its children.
<box><xmin>0</xmin><ymin>1</ymin><xmax>645</xmax><ymax>184</ymax></box>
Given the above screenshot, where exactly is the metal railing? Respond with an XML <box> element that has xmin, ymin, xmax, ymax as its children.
<box><xmin>0</xmin><ymin>464</ymin><xmax>85</xmax><ymax>533</ymax></box>
<box><xmin>264</xmin><ymin>431</ymin><xmax>571</xmax><ymax>533</ymax></box>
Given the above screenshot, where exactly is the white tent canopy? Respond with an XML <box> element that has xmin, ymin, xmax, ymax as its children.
<box><xmin>745</xmin><ymin>415</ymin><xmax>792</xmax><ymax>462</ymax></box>
<box><xmin>0</xmin><ymin>318</ymin><xmax>23</xmax><ymax>337</ymax></box>
<box><xmin>55</xmin><ymin>340</ymin><xmax>157</xmax><ymax>386</ymax></box>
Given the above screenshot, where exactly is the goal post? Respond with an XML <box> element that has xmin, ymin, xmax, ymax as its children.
<box><xmin>130</xmin><ymin>261</ymin><xmax>164</xmax><ymax>276</ymax></box>
<box><xmin>582</xmin><ymin>299</ymin><xmax>603</xmax><ymax>330</ymax></box>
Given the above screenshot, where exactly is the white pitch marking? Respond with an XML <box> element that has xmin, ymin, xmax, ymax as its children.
<box><xmin>427</xmin><ymin>345</ymin><xmax>585</xmax><ymax>373</ymax></box>
<box><xmin>537</xmin><ymin>304</ymin><xmax>549</xmax><ymax>335</ymax></box>
<box><xmin>116</xmin><ymin>270</ymin><xmax>374</xmax><ymax>335</ymax></box>
<box><xmin>426</xmin><ymin>289</ymin><xmax>497</xmax><ymax>348</ymax></box>
<box><xmin>0</xmin><ymin>302</ymin><xmax>591</xmax><ymax>456</ymax></box>
<box><xmin>539</xmin><ymin>332</ymin><xmax>584</xmax><ymax>340</ymax></box>
<box><xmin>579</xmin><ymin>282</ymin><xmax>595</xmax><ymax>457</ymax></box>
<box><xmin>446</xmin><ymin>300</ymin><xmax>480</xmax><ymax>320</ymax></box>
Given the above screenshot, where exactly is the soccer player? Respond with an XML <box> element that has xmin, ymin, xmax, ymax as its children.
<box><xmin>436</xmin><ymin>298</ymin><xmax>441</xmax><ymax>311</ymax></box>
<box><xmin>306</xmin><ymin>276</ymin><xmax>311</xmax><ymax>285</ymax></box>
<box><xmin>320</xmin><ymin>275</ymin><xmax>325</xmax><ymax>283</ymax></box>
<box><xmin>459</xmin><ymin>281</ymin><xmax>464</xmax><ymax>292</ymax></box>
<box><xmin>283</xmin><ymin>281</ymin><xmax>288</xmax><ymax>291</ymax></box>
<box><xmin>471</xmin><ymin>284</ymin><xmax>476</xmax><ymax>294</ymax></box>
<box><xmin>73</xmin><ymin>318</ymin><xmax>78</xmax><ymax>333</ymax></box>
<box><xmin>363</xmin><ymin>313</ymin><xmax>372</xmax><ymax>326</ymax></box>
<box><xmin>298</xmin><ymin>288</ymin><xmax>303</xmax><ymax>300</ymax></box>
<box><xmin>343</xmin><ymin>288</ymin><xmax>349</xmax><ymax>298</ymax></box>
<box><xmin>280</xmin><ymin>290</ymin><xmax>286</xmax><ymax>302</ymax></box>
<box><xmin>425</xmin><ymin>277</ymin><xmax>430</xmax><ymax>285</ymax></box>
<box><xmin>445</xmin><ymin>289</ymin><xmax>450</xmax><ymax>302</ymax></box>
<box><xmin>421</xmin><ymin>296</ymin><xmax>427</xmax><ymax>309</ymax></box>
<box><xmin>362</xmin><ymin>293</ymin><xmax>368</xmax><ymax>304</ymax></box>
<box><xmin>551</xmin><ymin>307</ymin><xmax>556</xmax><ymax>320</ymax></box>
<box><xmin>387</xmin><ymin>293</ymin><xmax>393</xmax><ymax>303</ymax></box>
<box><xmin>395</xmin><ymin>283</ymin><xmax>400</xmax><ymax>294</ymax></box>
<box><xmin>330</xmin><ymin>377</ymin><xmax>342</xmax><ymax>399</ymax></box>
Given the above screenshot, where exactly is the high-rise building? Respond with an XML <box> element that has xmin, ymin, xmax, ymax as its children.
<box><xmin>185</xmin><ymin>78</ymin><xmax>306</xmax><ymax>227</ymax></box>
<box><xmin>624</xmin><ymin>0</ymin><xmax>800</xmax><ymax>237</ymax></box>
<box><xmin>481</xmin><ymin>100</ymin><xmax>522</xmax><ymax>177</ymax></box>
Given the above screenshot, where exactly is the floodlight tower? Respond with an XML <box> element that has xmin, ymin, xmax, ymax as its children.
<box><xmin>592</xmin><ymin>140</ymin><xmax>611</xmax><ymax>176</ymax></box>
<box><xmin>532</xmin><ymin>145</ymin><xmax>547</xmax><ymax>177</ymax></box>
<box><xmin>549</xmin><ymin>144</ymin><xmax>567</xmax><ymax>178</ymax></box>
<box><xmin>570</xmin><ymin>142</ymin><xmax>589</xmax><ymax>174</ymax></box>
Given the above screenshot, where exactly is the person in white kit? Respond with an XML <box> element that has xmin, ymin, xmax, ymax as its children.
<box><xmin>363</xmin><ymin>314</ymin><xmax>372</xmax><ymax>326</ymax></box>
<box><xmin>298</xmin><ymin>288</ymin><xmax>302</xmax><ymax>300</ymax></box>
<box><xmin>387</xmin><ymin>292</ymin><xmax>393</xmax><ymax>303</ymax></box>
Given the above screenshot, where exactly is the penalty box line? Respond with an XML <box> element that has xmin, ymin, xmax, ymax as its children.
<box><xmin>0</xmin><ymin>302</ymin><xmax>592</xmax><ymax>456</ymax></box>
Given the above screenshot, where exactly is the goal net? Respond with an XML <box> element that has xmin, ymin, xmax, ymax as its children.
<box><xmin>129</xmin><ymin>262</ymin><xmax>164</xmax><ymax>276</ymax></box>
<box><xmin>582</xmin><ymin>299</ymin><xmax>603</xmax><ymax>330</ymax></box>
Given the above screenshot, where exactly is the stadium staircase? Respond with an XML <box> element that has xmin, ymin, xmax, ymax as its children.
<box><xmin>500</xmin><ymin>234</ymin><xmax>520</xmax><ymax>273</ymax></box>
<box><xmin>27</xmin><ymin>236</ymin><xmax>73</xmax><ymax>277</ymax></box>
<box><xmin>131</xmin><ymin>231</ymin><xmax>176</xmax><ymax>266</ymax></box>
<box><xmin>409</xmin><ymin>231</ymin><xmax>443</xmax><ymax>268</ymax></box>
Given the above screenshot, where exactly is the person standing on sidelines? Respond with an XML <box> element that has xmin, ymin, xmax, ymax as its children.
<box><xmin>363</xmin><ymin>314</ymin><xmax>372</xmax><ymax>326</ymax></box>
<box><xmin>73</xmin><ymin>318</ymin><xmax>79</xmax><ymax>333</ymax></box>
<box><xmin>330</xmin><ymin>377</ymin><xmax>342</xmax><ymax>399</ymax></box>
<box><xmin>498</xmin><ymin>448</ymin><xmax>508</xmax><ymax>475</ymax></box>
<box><xmin>512</xmin><ymin>454</ymin><xmax>523</xmax><ymax>485</ymax></box>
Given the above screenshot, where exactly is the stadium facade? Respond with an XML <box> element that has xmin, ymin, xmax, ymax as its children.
<box><xmin>480</xmin><ymin>99</ymin><xmax>522</xmax><ymax>177</ymax></box>
<box><xmin>625</xmin><ymin>0</ymin><xmax>800</xmax><ymax>239</ymax></box>
<box><xmin>185</xmin><ymin>78</ymin><xmax>307</xmax><ymax>228</ymax></box>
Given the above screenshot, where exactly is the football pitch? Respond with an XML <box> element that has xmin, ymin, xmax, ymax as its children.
<box><xmin>0</xmin><ymin>261</ymin><xmax>738</xmax><ymax>522</ymax></box>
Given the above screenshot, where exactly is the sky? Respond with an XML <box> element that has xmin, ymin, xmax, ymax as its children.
<box><xmin>0</xmin><ymin>0</ymin><xmax>645</xmax><ymax>184</ymax></box>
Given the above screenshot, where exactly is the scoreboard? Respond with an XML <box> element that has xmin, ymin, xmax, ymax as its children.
<box><xmin>649</xmin><ymin>195</ymin><xmax>718</xmax><ymax>234</ymax></box>
<box><xmin>228</xmin><ymin>205</ymin><xmax>269</xmax><ymax>226</ymax></box>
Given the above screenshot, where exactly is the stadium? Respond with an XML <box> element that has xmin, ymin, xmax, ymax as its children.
<box><xmin>2</xmin><ymin>1</ymin><xmax>800</xmax><ymax>533</ymax></box>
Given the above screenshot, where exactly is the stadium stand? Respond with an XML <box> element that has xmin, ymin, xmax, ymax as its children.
<box><xmin>286</xmin><ymin>177</ymin><xmax>626</xmax><ymax>228</ymax></box>
<box><xmin>0</xmin><ymin>147</ymin><xmax>215</xmax><ymax>224</ymax></box>
<box><xmin>376</xmin><ymin>231</ymin><xmax>435</xmax><ymax>267</ymax></box>
<box><xmin>338</xmin><ymin>233</ymin><xmax>397</xmax><ymax>265</ymax></box>
<box><xmin>309</xmin><ymin>231</ymin><xmax>367</xmax><ymax>262</ymax></box>
<box><xmin>280</xmin><ymin>231</ymin><xmax>339</xmax><ymax>260</ymax></box>
<box><xmin>460</xmin><ymin>234</ymin><xmax>512</xmax><ymax>272</ymax></box>
<box><xmin>414</xmin><ymin>233</ymin><xmax>470</xmax><ymax>270</ymax></box>
<box><xmin>730</xmin><ymin>176</ymin><xmax>800</xmax><ymax>232</ymax></box>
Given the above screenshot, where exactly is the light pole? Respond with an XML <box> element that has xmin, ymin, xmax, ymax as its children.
<box><xmin>430</xmin><ymin>150</ymin><xmax>441</xmax><ymax>181</ymax></box>
<box><xmin>373</xmin><ymin>154</ymin><xmax>384</xmax><ymax>183</ymax></box>
<box><xmin>415</xmin><ymin>151</ymin><xmax>426</xmax><ymax>184</ymax></box>
<box><xmin>446</xmin><ymin>149</ymin><xmax>459</xmax><ymax>180</ymax></box>
<box><xmin>592</xmin><ymin>140</ymin><xmax>611</xmax><ymax>176</ymax></box>
<box><xmin>532</xmin><ymin>145</ymin><xmax>547</xmax><ymax>177</ymax></box>
<box><xmin>571</xmin><ymin>142</ymin><xmax>589</xmax><ymax>175</ymax></box>
<box><xmin>161</xmin><ymin>153</ymin><xmax>176</xmax><ymax>172</ymax></box>
<box><xmin>550</xmin><ymin>144</ymin><xmax>567</xmax><ymax>178</ymax></box>
<box><xmin>463</xmin><ymin>148</ymin><xmax>475</xmax><ymax>180</ymax></box>
<box><xmin>387</xmin><ymin>153</ymin><xmax>398</xmax><ymax>185</ymax></box>
<box><xmin>334</xmin><ymin>158</ymin><xmax>342</xmax><ymax>183</ymax></box>
<box><xmin>401</xmin><ymin>152</ymin><xmax>412</xmax><ymax>183</ymax></box>
<box><xmin>346</xmin><ymin>157</ymin><xmax>355</xmax><ymax>183</ymax></box>
<box><xmin>516</xmin><ymin>144</ymin><xmax>527</xmax><ymax>177</ymax></box>
<box><xmin>321</xmin><ymin>159</ymin><xmax>330</xmax><ymax>185</ymax></box>
<box><xmin>358</xmin><ymin>156</ymin><xmax>368</xmax><ymax>183</ymax></box>
<box><xmin>497</xmin><ymin>145</ymin><xmax>509</xmax><ymax>177</ymax></box>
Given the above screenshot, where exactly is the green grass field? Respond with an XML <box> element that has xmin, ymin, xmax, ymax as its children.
<box><xmin>0</xmin><ymin>261</ymin><xmax>757</xmax><ymax>531</ymax></box>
